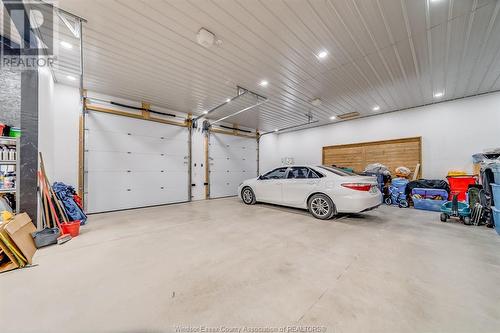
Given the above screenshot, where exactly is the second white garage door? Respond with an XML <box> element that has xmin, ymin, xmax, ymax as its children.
<box><xmin>85</xmin><ymin>111</ymin><xmax>189</xmax><ymax>213</ymax></box>
<box><xmin>209</xmin><ymin>132</ymin><xmax>258</xmax><ymax>198</ymax></box>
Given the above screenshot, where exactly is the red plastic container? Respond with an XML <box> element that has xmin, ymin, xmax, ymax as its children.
<box><xmin>447</xmin><ymin>176</ymin><xmax>476</xmax><ymax>201</ymax></box>
<box><xmin>61</xmin><ymin>220</ymin><xmax>81</xmax><ymax>237</ymax></box>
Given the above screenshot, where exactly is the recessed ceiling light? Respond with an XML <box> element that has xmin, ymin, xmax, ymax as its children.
<box><xmin>203</xmin><ymin>110</ymin><xmax>208</xmax><ymax>114</ymax></box>
<box><xmin>317</xmin><ymin>50</ymin><xmax>328</xmax><ymax>59</ymax></box>
<box><xmin>372</xmin><ymin>105</ymin><xmax>380</xmax><ymax>111</ymax></box>
<box><xmin>330</xmin><ymin>115</ymin><xmax>337</xmax><ymax>120</ymax></box>
<box><xmin>274</xmin><ymin>128</ymin><xmax>279</xmax><ymax>132</ymax></box>
<box><xmin>434</xmin><ymin>91</ymin><xmax>444</xmax><ymax>98</ymax></box>
<box><xmin>66</xmin><ymin>75</ymin><xmax>76</xmax><ymax>81</ymax></box>
<box><xmin>259</xmin><ymin>80</ymin><xmax>268</xmax><ymax>87</ymax></box>
<box><xmin>226</xmin><ymin>98</ymin><xmax>231</xmax><ymax>103</ymax></box>
<box><xmin>60</xmin><ymin>41</ymin><xmax>73</xmax><ymax>49</ymax></box>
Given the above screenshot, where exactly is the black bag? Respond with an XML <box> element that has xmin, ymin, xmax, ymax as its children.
<box><xmin>32</xmin><ymin>228</ymin><xmax>60</xmax><ymax>248</ymax></box>
<box><xmin>405</xmin><ymin>179</ymin><xmax>450</xmax><ymax>196</ymax></box>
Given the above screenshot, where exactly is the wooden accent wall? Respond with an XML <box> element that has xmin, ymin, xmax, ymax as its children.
<box><xmin>322</xmin><ymin>137</ymin><xmax>422</xmax><ymax>177</ymax></box>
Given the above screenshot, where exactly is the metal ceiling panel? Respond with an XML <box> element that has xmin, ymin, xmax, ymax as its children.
<box><xmin>53</xmin><ymin>0</ymin><xmax>500</xmax><ymax>132</ymax></box>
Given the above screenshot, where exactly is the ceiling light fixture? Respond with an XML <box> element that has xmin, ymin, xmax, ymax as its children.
<box><xmin>259</xmin><ymin>80</ymin><xmax>268</xmax><ymax>87</ymax></box>
<box><xmin>203</xmin><ymin>110</ymin><xmax>208</xmax><ymax>114</ymax></box>
<box><xmin>274</xmin><ymin>128</ymin><xmax>279</xmax><ymax>132</ymax></box>
<box><xmin>311</xmin><ymin>98</ymin><xmax>322</xmax><ymax>107</ymax></box>
<box><xmin>60</xmin><ymin>41</ymin><xmax>73</xmax><ymax>49</ymax></box>
<box><xmin>372</xmin><ymin>105</ymin><xmax>380</xmax><ymax>111</ymax></box>
<box><xmin>330</xmin><ymin>115</ymin><xmax>337</xmax><ymax>120</ymax></box>
<box><xmin>66</xmin><ymin>75</ymin><xmax>76</xmax><ymax>81</ymax></box>
<box><xmin>317</xmin><ymin>50</ymin><xmax>328</xmax><ymax>59</ymax></box>
<box><xmin>226</xmin><ymin>98</ymin><xmax>231</xmax><ymax>103</ymax></box>
<box><xmin>434</xmin><ymin>91</ymin><xmax>444</xmax><ymax>98</ymax></box>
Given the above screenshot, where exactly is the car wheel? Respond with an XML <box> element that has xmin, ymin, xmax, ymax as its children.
<box><xmin>384</xmin><ymin>197</ymin><xmax>392</xmax><ymax>205</ymax></box>
<box><xmin>463</xmin><ymin>216</ymin><xmax>472</xmax><ymax>225</ymax></box>
<box><xmin>241</xmin><ymin>187</ymin><xmax>256</xmax><ymax>205</ymax></box>
<box><xmin>308</xmin><ymin>194</ymin><xmax>336</xmax><ymax>220</ymax></box>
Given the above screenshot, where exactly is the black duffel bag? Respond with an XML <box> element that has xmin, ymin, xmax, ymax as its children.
<box><xmin>405</xmin><ymin>179</ymin><xmax>450</xmax><ymax>196</ymax></box>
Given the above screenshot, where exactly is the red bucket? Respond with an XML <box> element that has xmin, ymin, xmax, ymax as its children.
<box><xmin>61</xmin><ymin>220</ymin><xmax>81</xmax><ymax>237</ymax></box>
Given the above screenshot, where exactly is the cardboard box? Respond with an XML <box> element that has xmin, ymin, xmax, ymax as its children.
<box><xmin>0</xmin><ymin>213</ymin><xmax>37</xmax><ymax>273</ymax></box>
<box><xmin>5</xmin><ymin>213</ymin><xmax>36</xmax><ymax>264</ymax></box>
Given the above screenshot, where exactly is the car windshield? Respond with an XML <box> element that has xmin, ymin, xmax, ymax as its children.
<box><xmin>317</xmin><ymin>165</ymin><xmax>357</xmax><ymax>176</ymax></box>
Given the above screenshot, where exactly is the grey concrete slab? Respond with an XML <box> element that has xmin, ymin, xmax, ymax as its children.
<box><xmin>1</xmin><ymin>198</ymin><xmax>499</xmax><ymax>333</ymax></box>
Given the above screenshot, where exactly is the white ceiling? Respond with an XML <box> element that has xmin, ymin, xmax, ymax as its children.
<box><xmin>56</xmin><ymin>0</ymin><xmax>500</xmax><ymax>132</ymax></box>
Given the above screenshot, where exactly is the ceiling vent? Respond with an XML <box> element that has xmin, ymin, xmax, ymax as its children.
<box><xmin>197</xmin><ymin>28</ymin><xmax>216</xmax><ymax>48</ymax></box>
<box><xmin>337</xmin><ymin>111</ymin><xmax>360</xmax><ymax>120</ymax></box>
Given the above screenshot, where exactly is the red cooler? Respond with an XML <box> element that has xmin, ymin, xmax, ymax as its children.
<box><xmin>447</xmin><ymin>176</ymin><xmax>476</xmax><ymax>201</ymax></box>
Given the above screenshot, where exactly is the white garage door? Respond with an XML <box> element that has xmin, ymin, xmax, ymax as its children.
<box><xmin>209</xmin><ymin>132</ymin><xmax>258</xmax><ymax>198</ymax></box>
<box><xmin>84</xmin><ymin>112</ymin><xmax>189</xmax><ymax>213</ymax></box>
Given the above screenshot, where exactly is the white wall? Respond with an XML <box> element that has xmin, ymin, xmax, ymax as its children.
<box><xmin>45</xmin><ymin>83</ymin><xmax>500</xmax><ymax>194</ymax></box>
<box><xmin>38</xmin><ymin>77</ymin><xmax>81</xmax><ymax>187</ymax></box>
<box><xmin>38</xmin><ymin>66</ymin><xmax>55</xmax><ymax>178</ymax></box>
<box><xmin>51</xmin><ymin>84</ymin><xmax>81</xmax><ymax>186</ymax></box>
<box><xmin>260</xmin><ymin>92</ymin><xmax>500</xmax><ymax>179</ymax></box>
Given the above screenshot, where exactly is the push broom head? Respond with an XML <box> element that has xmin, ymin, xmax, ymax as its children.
<box><xmin>57</xmin><ymin>233</ymin><xmax>72</xmax><ymax>245</ymax></box>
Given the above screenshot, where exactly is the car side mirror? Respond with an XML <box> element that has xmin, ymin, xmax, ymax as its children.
<box><xmin>258</xmin><ymin>175</ymin><xmax>263</xmax><ymax>180</ymax></box>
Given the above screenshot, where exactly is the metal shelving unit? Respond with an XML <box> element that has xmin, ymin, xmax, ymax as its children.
<box><xmin>0</xmin><ymin>137</ymin><xmax>19</xmax><ymax>213</ymax></box>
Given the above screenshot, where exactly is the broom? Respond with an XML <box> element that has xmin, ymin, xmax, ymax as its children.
<box><xmin>39</xmin><ymin>153</ymin><xmax>69</xmax><ymax>223</ymax></box>
<box><xmin>40</xmin><ymin>170</ymin><xmax>72</xmax><ymax>245</ymax></box>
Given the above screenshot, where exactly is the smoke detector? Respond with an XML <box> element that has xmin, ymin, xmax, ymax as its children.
<box><xmin>197</xmin><ymin>28</ymin><xmax>216</xmax><ymax>48</ymax></box>
<box><xmin>311</xmin><ymin>98</ymin><xmax>322</xmax><ymax>107</ymax></box>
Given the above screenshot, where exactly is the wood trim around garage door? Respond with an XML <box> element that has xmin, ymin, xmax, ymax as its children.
<box><xmin>322</xmin><ymin>137</ymin><xmax>422</xmax><ymax>178</ymax></box>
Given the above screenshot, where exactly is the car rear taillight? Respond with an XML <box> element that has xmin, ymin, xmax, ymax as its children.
<box><xmin>341</xmin><ymin>183</ymin><xmax>373</xmax><ymax>191</ymax></box>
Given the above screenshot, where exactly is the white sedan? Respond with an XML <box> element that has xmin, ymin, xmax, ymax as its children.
<box><xmin>238</xmin><ymin>165</ymin><xmax>382</xmax><ymax>220</ymax></box>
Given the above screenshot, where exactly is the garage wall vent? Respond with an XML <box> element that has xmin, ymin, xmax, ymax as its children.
<box><xmin>338</xmin><ymin>112</ymin><xmax>360</xmax><ymax>120</ymax></box>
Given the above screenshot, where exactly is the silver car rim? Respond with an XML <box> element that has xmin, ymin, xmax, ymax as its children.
<box><xmin>242</xmin><ymin>189</ymin><xmax>253</xmax><ymax>203</ymax></box>
<box><xmin>311</xmin><ymin>197</ymin><xmax>330</xmax><ymax>217</ymax></box>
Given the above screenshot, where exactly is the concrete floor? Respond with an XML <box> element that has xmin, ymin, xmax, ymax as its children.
<box><xmin>1</xmin><ymin>198</ymin><xmax>500</xmax><ymax>333</ymax></box>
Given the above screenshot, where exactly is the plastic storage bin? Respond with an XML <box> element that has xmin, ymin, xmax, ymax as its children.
<box><xmin>491</xmin><ymin>183</ymin><xmax>500</xmax><ymax>206</ymax></box>
<box><xmin>491</xmin><ymin>164</ymin><xmax>500</xmax><ymax>184</ymax></box>
<box><xmin>447</xmin><ymin>176</ymin><xmax>476</xmax><ymax>201</ymax></box>
<box><xmin>411</xmin><ymin>188</ymin><xmax>448</xmax><ymax>212</ymax></box>
<box><xmin>492</xmin><ymin>207</ymin><xmax>500</xmax><ymax>235</ymax></box>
